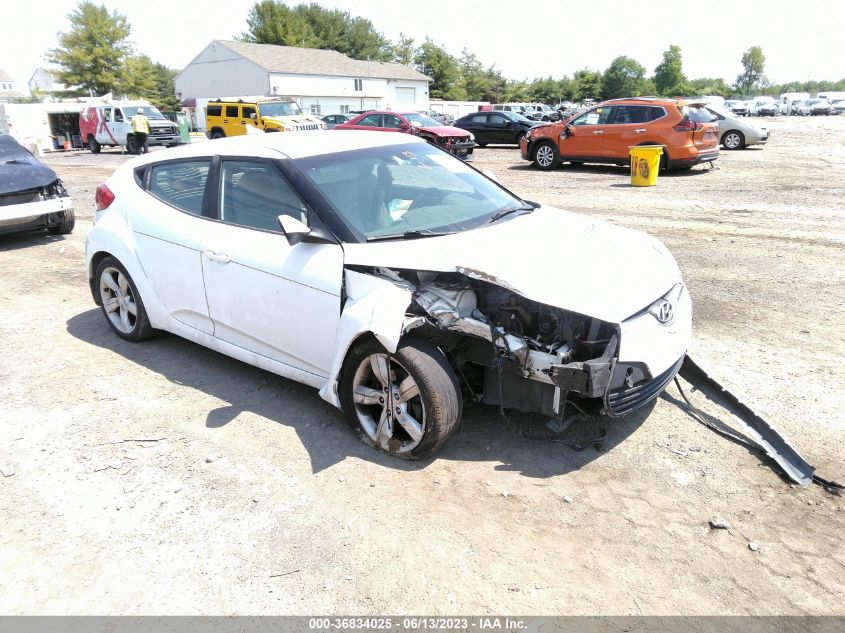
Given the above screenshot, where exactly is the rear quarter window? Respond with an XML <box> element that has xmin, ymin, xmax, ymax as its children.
<box><xmin>206</xmin><ymin>105</ymin><xmax>222</xmax><ymax>117</ymax></box>
<box><xmin>148</xmin><ymin>160</ymin><xmax>211</xmax><ymax>215</ymax></box>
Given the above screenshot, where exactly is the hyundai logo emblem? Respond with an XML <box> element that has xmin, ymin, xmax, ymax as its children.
<box><xmin>655</xmin><ymin>300</ymin><xmax>674</xmax><ymax>325</ymax></box>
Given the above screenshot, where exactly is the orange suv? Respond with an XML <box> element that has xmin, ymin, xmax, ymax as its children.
<box><xmin>520</xmin><ymin>97</ymin><xmax>719</xmax><ymax>171</ymax></box>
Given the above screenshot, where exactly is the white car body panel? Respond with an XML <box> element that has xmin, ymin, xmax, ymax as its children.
<box><xmin>343</xmin><ymin>206</ymin><xmax>681</xmax><ymax>326</ymax></box>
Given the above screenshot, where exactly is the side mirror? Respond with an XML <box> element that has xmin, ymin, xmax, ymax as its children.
<box><xmin>250</xmin><ymin>113</ymin><xmax>257</xmax><ymax>120</ymax></box>
<box><xmin>399</xmin><ymin>122</ymin><xmax>412</xmax><ymax>131</ymax></box>
<box><xmin>277</xmin><ymin>214</ymin><xmax>334</xmax><ymax>246</ymax></box>
<box><xmin>562</xmin><ymin>125</ymin><xmax>573</xmax><ymax>138</ymax></box>
<box><xmin>503</xmin><ymin>121</ymin><xmax>512</xmax><ymax>128</ymax></box>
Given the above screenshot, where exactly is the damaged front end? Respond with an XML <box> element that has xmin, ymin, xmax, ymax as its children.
<box><xmin>366</xmin><ymin>267</ymin><xmax>683</xmax><ymax>420</ymax></box>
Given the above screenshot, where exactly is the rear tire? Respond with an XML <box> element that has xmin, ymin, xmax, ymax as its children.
<box><xmin>88</xmin><ymin>137</ymin><xmax>101</xmax><ymax>154</ymax></box>
<box><xmin>95</xmin><ymin>256</ymin><xmax>156</xmax><ymax>343</ymax></box>
<box><xmin>47</xmin><ymin>208</ymin><xmax>75</xmax><ymax>235</ymax></box>
<box><xmin>532</xmin><ymin>141</ymin><xmax>559</xmax><ymax>170</ymax></box>
<box><xmin>722</xmin><ymin>130</ymin><xmax>745</xmax><ymax>150</ymax></box>
<box><xmin>339</xmin><ymin>338</ymin><xmax>462</xmax><ymax>459</ymax></box>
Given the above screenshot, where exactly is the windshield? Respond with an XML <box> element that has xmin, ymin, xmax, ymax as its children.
<box><xmin>502</xmin><ymin>110</ymin><xmax>532</xmax><ymax>123</ymax></box>
<box><xmin>403</xmin><ymin>112</ymin><xmax>441</xmax><ymax>127</ymax></box>
<box><xmin>135</xmin><ymin>106</ymin><xmax>165</xmax><ymax>120</ymax></box>
<box><xmin>258</xmin><ymin>102</ymin><xmax>303</xmax><ymax>117</ymax></box>
<box><xmin>297</xmin><ymin>142</ymin><xmax>525</xmax><ymax>241</ymax></box>
<box><xmin>707</xmin><ymin>105</ymin><xmax>734</xmax><ymax>119</ymax></box>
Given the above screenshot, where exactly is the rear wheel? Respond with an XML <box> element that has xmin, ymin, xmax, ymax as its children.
<box><xmin>88</xmin><ymin>137</ymin><xmax>101</xmax><ymax>154</ymax></box>
<box><xmin>47</xmin><ymin>209</ymin><xmax>75</xmax><ymax>235</ymax></box>
<box><xmin>722</xmin><ymin>130</ymin><xmax>745</xmax><ymax>150</ymax></box>
<box><xmin>340</xmin><ymin>339</ymin><xmax>461</xmax><ymax>459</ymax></box>
<box><xmin>532</xmin><ymin>141</ymin><xmax>559</xmax><ymax>170</ymax></box>
<box><xmin>125</xmin><ymin>135</ymin><xmax>139</xmax><ymax>154</ymax></box>
<box><xmin>95</xmin><ymin>257</ymin><xmax>156</xmax><ymax>342</ymax></box>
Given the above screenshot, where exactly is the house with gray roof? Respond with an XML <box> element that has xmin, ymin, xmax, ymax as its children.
<box><xmin>175</xmin><ymin>40</ymin><xmax>431</xmax><ymax>130</ymax></box>
<box><xmin>0</xmin><ymin>67</ymin><xmax>24</xmax><ymax>102</ymax></box>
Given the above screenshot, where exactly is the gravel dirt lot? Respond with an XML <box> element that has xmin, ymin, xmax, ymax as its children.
<box><xmin>1</xmin><ymin>115</ymin><xmax>843</xmax><ymax>615</ymax></box>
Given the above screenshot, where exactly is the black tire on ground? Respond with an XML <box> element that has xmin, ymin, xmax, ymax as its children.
<box><xmin>88</xmin><ymin>136</ymin><xmax>101</xmax><ymax>154</ymax></box>
<box><xmin>476</xmin><ymin>141</ymin><xmax>488</xmax><ymax>147</ymax></box>
<box><xmin>339</xmin><ymin>338</ymin><xmax>462</xmax><ymax>459</ymax></box>
<box><xmin>125</xmin><ymin>135</ymin><xmax>140</xmax><ymax>154</ymax></box>
<box><xmin>722</xmin><ymin>130</ymin><xmax>745</xmax><ymax>150</ymax></box>
<box><xmin>532</xmin><ymin>140</ymin><xmax>559</xmax><ymax>170</ymax></box>
<box><xmin>47</xmin><ymin>208</ymin><xmax>75</xmax><ymax>235</ymax></box>
<box><xmin>94</xmin><ymin>256</ymin><xmax>157</xmax><ymax>342</ymax></box>
<box><xmin>210</xmin><ymin>130</ymin><xmax>225</xmax><ymax>139</ymax></box>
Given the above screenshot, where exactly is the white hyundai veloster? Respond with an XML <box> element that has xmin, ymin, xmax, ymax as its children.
<box><xmin>86</xmin><ymin>131</ymin><xmax>691</xmax><ymax>458</ymax></box>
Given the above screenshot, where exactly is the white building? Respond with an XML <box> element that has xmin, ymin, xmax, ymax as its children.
<box><xmin>0</xmin><ymin>66</ymin><xmax>24</xmax><ymax>102</ymax></box>
<box><xmin>28</xmin><ymin>67</ymin><xmax>67</xmax><ymax>95</ymax></box>
<box><xmin>175</xmin><ymin>40</ymin><xmax>431</xmax><ymax>130</ymax></box>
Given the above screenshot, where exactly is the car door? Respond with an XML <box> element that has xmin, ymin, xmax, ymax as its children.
<box><xmin>223</xmin><ymin>105</ymin><xmax>240</xmax><ymax>135</ymax></box>
<box><xmin>602</xmin><ymin>105</ymin><xmax>653</xmax><ymax>160</ymax></box>
<box><xmin>488</xmin><ymin>113</ymin><xmax>514</xmax><ymax>143</ymax></box>
<box><xmin>131</xmin><ymin>158</ymin><xmax>215</xmax><ymax>334</ymax></box>
<box><xmin>241</xmin><ymin>105</ymin><xmax>257</xmax><ymax>130</ymax></box>
<box><xmin>352</xmin><ymin>113</ymin><xmax>383</xmax><ymax>130</ymax></box>
<box><xmin>464</xmin><ymin>113</ymin><xmax>490</xmax><ymax>142</ymax></box>
<box><xmin>560</xmin><ymin>105</ymin><xmax>614</xmax><ymax>160</ymax></box>
<box><xmin>200</xmin><ymin>158</ymin><xmax>344</xmax><ymax>377</ymax></box>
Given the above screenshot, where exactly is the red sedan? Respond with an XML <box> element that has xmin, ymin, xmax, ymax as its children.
<box><xmin>335</xmin><ymin>111</ymin><xmax>475</xmax><ymax>159</ymax></box>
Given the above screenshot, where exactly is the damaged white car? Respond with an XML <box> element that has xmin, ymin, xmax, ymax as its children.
<box><xmin>85</xmin><ymin>132</ymin><xmax>691</xmax><ymax>458</ymax></box>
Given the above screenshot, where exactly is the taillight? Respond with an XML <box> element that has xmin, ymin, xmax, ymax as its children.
<box><xmin>673</xmin><ymin>119</ymin><xmax>702</xmax><ymax>132</ymax></box>
<box><xmin>95</xmin><ymin>183</ymin><xmax>115</xmax><ymax>211</ymax></box>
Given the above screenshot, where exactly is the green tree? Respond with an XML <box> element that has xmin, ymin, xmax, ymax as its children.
<box><xmin>242</xmin><ymin>1</ymin><xmax>318</xmax><ymax>48</ymax></box>
<box><xmin>527</xmin><ymin>77</ymin><xmax>562</xmax><ymax>104</ymax></box>
<box><xmin>654</xmin><ymin>45</ymin><xmax>686</xmax><ymax>96</ymax></box>
<box><xmin>736</xmin><ymin>46</ymin><xmax>766</xmax><ymax>95</ymax></box>
<box><xmin>601</xmin><ymin>56</ymin><xmax>646</xmax><ymax>99</ymax></box>
<box><xmin>151</xmin><ymin>63</ymin><xmax>179</xmax><ymax>110</ymax></box>
<box><xmin>414</xmin><ymin>39</ymin><xmax>465</xmax><ymax>100</ymax></box>
<box><xmin>47</xmin><ymin>1</ymin><xmax>131</xmax><ymax>95</ymax></box>
<box><xmin>391</xmin><ymin>33</ymin><xmax>416</xmax><ymax>66</ymax></box>
<box><xmin>572</xmin><ymin>69</ymin><xmax>602</xmax><ymax>102</ymax></box>
<box><xmin>118</xmin><ymin>54</ymin><xmax>157</xmax><ymax>99</ymax></box>
<box><xmin>458</xmin><ymin>49</ymin><xmax>495</xmax><ymax>101</ymax></box>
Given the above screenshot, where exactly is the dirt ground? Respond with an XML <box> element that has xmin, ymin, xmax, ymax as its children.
<box><xmin>1</xmin><ymin>115</ymin><xmax>843</xmax><ymax>616</ymax></box>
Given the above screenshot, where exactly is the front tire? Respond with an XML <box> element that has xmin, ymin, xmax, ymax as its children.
<box><xmin>339</xmin><ymin>339</ymin><xmax>461</xmax><ymax>459</ymax></box>
<box><xmin>47</xmin><ymin>209</ymin><xmax>75</xmax><ymax>235</ymax></box>
<box><xmin>532</xmin><ymin>140</ymin><xmax>559</xmax><ymax>170</ymax></box>
<box><xmin>95</xmin><ymin>257</ymin><xmax>156</xmax><ymax>342</ymax></box>
<box><xmin>125</xmin><ymin>135</ymin><xmax>140</xmax><ymax>155</ymax></box>
<box><xmin>722</xmin><ymin>130</ymin><xmax>745</xmax><ymax>150</ymax></box>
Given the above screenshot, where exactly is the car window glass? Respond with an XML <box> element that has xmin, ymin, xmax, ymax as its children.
<box><xmin>571</xmin><ymin>107</ymin><xmax>612</xmax><ymax>126</ymax></box>
<box><xmin>383</xmin><ymin>115</ymin><xmax>403</xmax><ymax>129</ymax></box>
<box><xmin>612</xmin><ymin>105</ymin><xmax>649</xmax><ymax>124</ymax></box>
<box><xmin>225</xmin><ymin>106</ymin><xmax>239</xmax><ymax>118</ymax></box>
<box><xmin>207</xmin><ymin>105</ymin><xmax>222</xmax><ymax>117</ymax></box>
<box><xmin>357</xmin><ymin>114</ymin><xmax>381</xmax><ymax>127</ymax></box>
<box><xmin>219</xmin><ymin>160</ymin><xmax>307</xmax><ymax>232</ymax></box>
<box><xmin>469</xmin><ymin>114</ymin><xmax>488</xmax><ymax>123</ymax></box>
<box><xmin>687</xmin><ymin>107</ymin><xmax>716</xmax><ymax>123</ymax></box>
<box><xmin>114</xmin><ymin>109</ymin><xmax>124</xmax><ymax>123</ymax></box>
<box><xmin>149</xmin><ymin>160</ymin><xmax>210</xmax><ymax>215</ymax></box>
<box><xmin>242</xmin><ymin>106</ymin><xmax>255</xmax><ymax>119</ymax></box>
<box><xmin>103</xmin><ymin>109</ymin><xmax>111</xmax><ymax>122</ymax></box>
<box><xmin>648</xmin><ymin>106</ymin><xmax>666</xmax><ymax>121</ymax></box>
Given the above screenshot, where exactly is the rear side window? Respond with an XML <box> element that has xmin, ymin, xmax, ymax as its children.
<box><xmin>225</xmin><ymin>106</ymin><xmax>239</xmax><ymax>118</ymax></box>
<box><xmin>357</xmin><ymin>114</ymin><xmax>381</xmax><ymax>127</ymax></box>
<box><xmin>648</xmin><ymin>106</ymin><xmax>666</xmax><ymax>121</ymax></box>
<box><xmin>149</xmin><ymin>160</ymin><xmax>211</xmax><ymax>215</ymax></box>
<box><xmin>612</xmin><ymin>105</ymin><xmax>650</xmax><ymax>124</ymax></box>
<box><xmin>207</xmin><ymin>105</ymin><xmax>222</xmax><ymax>117</ymax></box>
<box><xmin>469</xmin><ymin>114</ymin><xmax>488</xmax><ymax>123</ymax></box>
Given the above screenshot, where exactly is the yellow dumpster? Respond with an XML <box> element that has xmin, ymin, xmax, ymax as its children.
<box><xmin>628</xmin><ymin>146</ymin><xmax>663</xmax><ymax>187</ymax></box>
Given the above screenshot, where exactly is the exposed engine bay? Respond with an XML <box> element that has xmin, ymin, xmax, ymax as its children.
<box><xmin>366</xmin><ymin>268</ymin><xmax>625</xmax><ymax>419</ymax></box>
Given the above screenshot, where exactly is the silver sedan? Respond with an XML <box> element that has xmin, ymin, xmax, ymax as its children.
<box><xmin>706</xmin><ymin>106</ymin><xmax>769</xmax><ymax>150</ymax></box>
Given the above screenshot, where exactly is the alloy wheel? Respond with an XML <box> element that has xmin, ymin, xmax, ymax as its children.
<box><xmin>99</xmin><ymin>266</ymin><xmax>138</xmax><ymax>334</ymax></box>
<box><xmin>351</xmin><ymin>353</ymin><xmax>425</xmax><ymax>454</ymax></box>
<box><xmin>535</xmin><ymin>144</ymin><xmax>555</xmax><ymax>167</ymax></box>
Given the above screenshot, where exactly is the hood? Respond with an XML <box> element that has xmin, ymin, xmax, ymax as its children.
<box><xmin>343</xmin><ymin>206</ymin><xmax>682</xmax><ymax>324</ymax></box>
<box><xmin>0</xmin><ymin>135</ymin><xmax>59</xmax><ymax>196</ymax></box>
<box><xmin>417</xmin><ymin>125</ymin><xmax>471</xmax><ymax>138</ymax></box>
<box><xmin>148</xmin><ymin>119</ymin><xmax>175</xmax><ymax>128</ymax></box>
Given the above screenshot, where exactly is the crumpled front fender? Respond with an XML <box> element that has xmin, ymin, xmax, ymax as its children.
<box><xmin>318</xmin><ymin>269</ymin><xmax>413</xmax><ymax>408</ymax></box>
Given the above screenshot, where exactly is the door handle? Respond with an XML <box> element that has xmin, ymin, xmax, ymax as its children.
<box><xmin>635</xmin><ymin>128</ymin><xmax>647</xmax><ymax>133</ymax></box>
<box><xmin>203</xmin><ymin>250</ymin><xmax>231</xmax><ymax>264</ymax></box>
<box><xmin>592</xmin><ymin>130</ymin><xmax>604</xmax><ymax>135</ymax></box>
<box><xmin>223</xmin><ymin>119</ymin><xmax>229</xmax><ymax>123</ymax></box>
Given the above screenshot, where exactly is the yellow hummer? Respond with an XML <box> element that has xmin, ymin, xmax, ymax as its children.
<box><xmin>205</xmin><ymin>99</ymin><xmax>326</xmax><ymax>138</ymax></box>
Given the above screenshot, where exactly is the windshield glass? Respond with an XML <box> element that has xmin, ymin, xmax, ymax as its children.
<box><xmin>297</xmin><ymin>142</ymin><xmax>524</xmax><ymax>241</ymax></box>
<box><xmin>134</xmin><ymin>106</ymin><xmax>165</xmax><ymax>120</ymax></box>
<box><xmin>707</xmin><ymin>105</ymin><xmax>734</xmax><ymax>119</ymax></box>
<box><xmin>403</xmin><ymin>112</ymin><xmax>441</xmax><ymax>127</ymax></box>
<box><xmin>503</xmin><ymin>110</ymin><xmax>532</xmax><ymax>123</ymax></box>
<box><xmin>258</xmin><ymin>102</ymin><xmax>303</xmax><ymax>117</ymax></box>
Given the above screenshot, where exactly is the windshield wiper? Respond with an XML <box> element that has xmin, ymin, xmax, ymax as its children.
<box><xmin>366</xmin><ymin>229</ymin><xmax>454</xmax><ymax>242</ymax></box>
<box><xmin>488</xmin><ymin>204</ymin><xmax>536</xmax><ymax>223</ymax></box>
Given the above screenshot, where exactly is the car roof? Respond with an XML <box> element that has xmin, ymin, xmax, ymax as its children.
<box><xmin>127</xmin><ymin>130</ymin><xmax>426</xmax><ymax>165</ymax></box>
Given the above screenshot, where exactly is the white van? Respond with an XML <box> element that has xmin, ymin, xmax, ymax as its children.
<box><xmin>79</xmin><ymin>101</ymin><xmax>181</xmax><ymax>154</ymax></box>
<box><xmin>779</xmin><ymin>92</ymin><xmax>810</xmax><ymax>115</ymax></box>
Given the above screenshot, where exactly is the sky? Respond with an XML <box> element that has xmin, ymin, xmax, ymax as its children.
<box><xmin>3</xmin><ymin>0</ymin><xmax>844</xmax><ymax>90</ymax></box>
